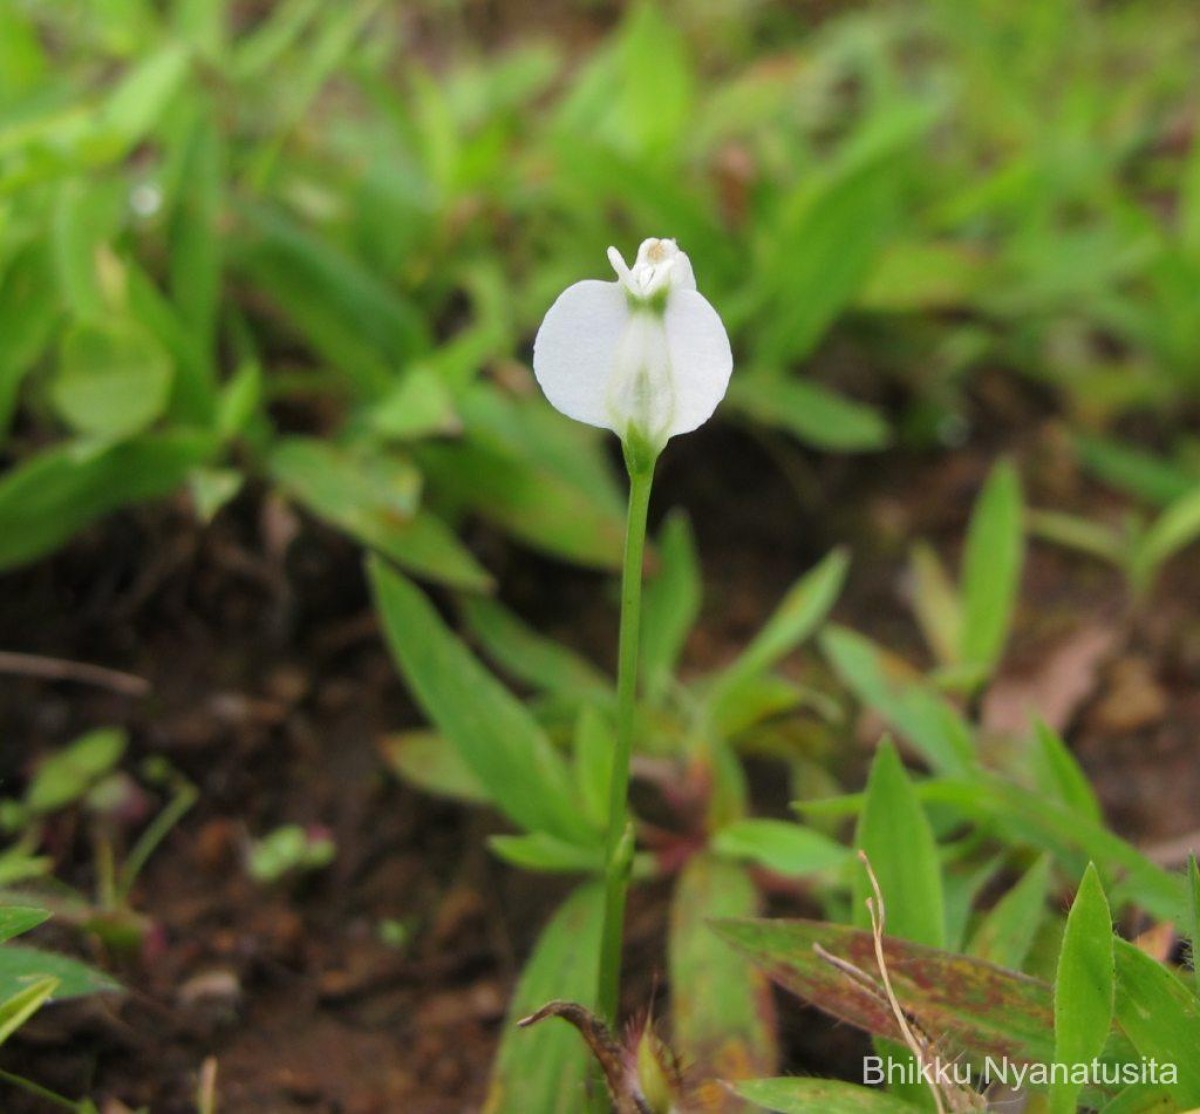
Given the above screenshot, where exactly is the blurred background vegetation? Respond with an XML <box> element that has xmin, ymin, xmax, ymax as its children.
<box><xmin>3</xmin><ymin>0</ymin><xmax>1200</xmax><ymax>580</ymax></box>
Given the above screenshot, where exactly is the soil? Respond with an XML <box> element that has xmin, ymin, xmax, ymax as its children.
<box><xmin>3</xmin><ymin>377</ymin><xmax>1200</xmax><ymax>1113</ymax></box>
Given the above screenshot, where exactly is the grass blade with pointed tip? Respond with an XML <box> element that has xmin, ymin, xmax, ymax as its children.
<box><xmin>960</xmin><ymin>460</ymin><xmax>1024</xmax><ymax>678</ymax></box>
<box><xmin>855</xmin><ymin>740</ymin><xmax>945</xmax><ymax>948</ymax></box>
<box><xmin>670</xmin><ymin>856</ymin><xmax>777</xmax><ymax>1112</ymax></box>
<box><xmin>0</xmin><ymin>977</ymin><xmax>58</xmax><ymax>1048</ymax></box>
<box><xmin>821</xmin><ymin>626</ymin><xmax>974</xmax><ymax>775</ymax></box>
<box><xmin>0</xmin><ymin>907</ymin><xmax>49</xmax><ymax>944</ymax></box>
<box><xmin>483</xmin><ymin>883</ymin><xmax>603</xmax><ymax>1114</ymax></box>
<box><xmin>1052</xmin><ymin>863</ymin><xmax>1113</xmax><ymax>1114</ymax></box>
<box><xmin>0</xmin><ymin>948</ymin><xmax>119</xmax><ymax>1000</ymax></box>
<box><xmin>369</xmin><ymin>557</ymin><xmax>593</xmax><ymax>844</ymax></box>
<box><xmin>378</xmin><ymin>731</ymin><xmax>491</xmax><ymax>805</ymax></box>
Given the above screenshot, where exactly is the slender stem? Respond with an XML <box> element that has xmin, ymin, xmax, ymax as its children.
<box><xmin>0</xmin><ymin>1069</ymin><xmax>81</xmax><ymax>1112</ymax></box>
<box><xmin>597</xmin><ymin>457</ymin><xmax>655</xmax><ymax>1026</ymax></box>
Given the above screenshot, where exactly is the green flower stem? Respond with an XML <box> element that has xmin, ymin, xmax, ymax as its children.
<box><xmin>597</xmin><ymin>449</ymin><xmax>656</xmax><ymax>1026</ymax></box>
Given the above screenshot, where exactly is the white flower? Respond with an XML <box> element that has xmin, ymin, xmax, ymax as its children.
<box><xmin>532</xmin><ymin>239</ymin><xmax>733</xmax><ymax>457</ymax></box>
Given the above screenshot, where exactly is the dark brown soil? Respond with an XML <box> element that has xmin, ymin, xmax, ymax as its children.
<box><xmin>3</xmin><ymin>394</ymin><xmax>1199</xmax><ymax>1112</ymax></box>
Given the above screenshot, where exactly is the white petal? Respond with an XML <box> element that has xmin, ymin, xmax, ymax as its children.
<box><xmin>532</xmin><ymin>279</ymin><xmax>628</xmax><ymax>431</ymax></box>
<box><xmin>662</xmin><ymin>289</ymin><xmax>734</xmax><ymax>437</ymax></box>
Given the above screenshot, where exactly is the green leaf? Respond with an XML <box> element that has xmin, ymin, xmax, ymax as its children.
<box><xmin>378</xmin><ymin>731</ymin><xmax>491</xmax><ymax>805</ymax></box>
<box><xmin>0</xmin><ymin>432</ymin><xmax>217</xmax><ymax>572</ymax></box>
<box><xmin>908</xmin><ymin>542</ymin><xmax>962</xmax><ymax>668</ymax></box>
<box><xmin>0</xmin><ymin>907</ymin><xmax>50</xmax><ymax>944</ymax></box>
<box><xmin>640</xmin><ymin>511</ymin><xmax>701</xmax><ymax>703</ymax></box>
<box><xmin>169</xmin><ymin>100</ymin><xmax>223</xmax><ymax>397</ymax></box>
<box><xmin>670</xmin><ymin>857</ymin><xmax>777</xmax><ymax>1105</ymax></box>
<box><xmin>51</xmin><ymin>319</ymin><xmax>174</xmax><ymax>440</ymax></box>
<box><xmin>915</xmin><ymin>777</ymin><xmax>1184</xmax><ymax>927</ymax></box>
<box><xmin>26</xmin><ymin>729</ymin><xmax>127</xmax><ymax>815</ymax></box>
<box><xmin>728</xmin><ymin>376</ymin><xmax>890</xmax><ymax>453</ymax></box>
<box><xmin>735</xmin><ymin>1077</ymin><xmax>921</xmax><ymax>1114</ymax></box>
<box><xmin>1189</xmin><ymin>855</ymin><xmax>1200</xmax><ymax>996</ymax></box>
<box><xmin>855</xmin><ymin>741</ymin><xmax>945</xmax><ymax>948</ymax></box>
<box><xmin>98</xmin><ymin>42</ymin><xmax>190</xmax><ymax>154</ymax></box>
<box><xmin>821</xmin><ymin>627</ymin><xmax>974</xmax><ymax>775</ymax></box>
<box><xmin>488</xmin><ymin>832</ymin><xmax>603</xmax><ymax>874</ymax></box>
<box><xmin>712</xmin><ymin>819</ymin><xmax>849</xmax><ymax>877</ymax></box>
<box><xmin>571</xmin><ymin>705</ymin><xmax>612</xmax><ymax>832</ymax></box>
<box><xmin>368</xmin><ymin>558</ymin><xmax>592</xmax><ymax>844</ymax></box>
<box><xmin>856</xmin><ymin>240</ymin><xmax>984</xmax><ymax>313</ymax></box>
<box><xmin>368</xmin><ymin>367</ymin><xmax>461</xmax><ymax>441</ymax></box>
<box><xmin>1113</xmin><ymin>938</ymin><xmax>1200</xmax><ymax>1107</ymax></box>
<box><xmin>0</xmin><ymin>976</ymin><xmax>57</xmax><ymax>1048</ymax></box>
<box><xmin>483</xmin><ymin>883</ymin><xmax>603</xmax><ymax>1114</ymax></box>
<box><xmin>1032</xmin><ymin>721</ymin><xmax>1102</xmax><ymax>823</ymax></box>
<box><xmin>270</xmin><ymin>437</ymin><xmax>491</xmax><ymax>591</ymax></box>
<box><xmin>460</xmin><ymin>596</ymin><xmax>607</xmax><ymax>696</ymax></box>
<box><xmin>417</xmin><ymin>441</ymin><xmax>625</xmax><ymax>569</ymax></box>
<box><xmin>712</xmin><ymin>917</ymin><xmax>1055</xmax><ymax>1066</ymax></box>
<box><xmin>0</xmin><ymin>946</ymin><xmax>120</xmax><ymax>1001</ymax></box>
<box><xmin>1052</xmin><ymin>863</ymin><xmax>1113</xmax><ymax>1114</ymax></box>
<box><xmin>968</xmin><ymin>855</ymin><xmax>1052</xmax><ymax>971</ymax></box>
<box><xmin>0</xmin><ymin>243</ymin><xmax>59</xmax><ymax>434</ymax></box>
<box><xmin>714</xmin><ymin>549</ymin><xmax>849</xmax><ymax>705</ymax></box>
<box><xmin>1076</xmin><ymin>436</ymin><xmax>1194</xmax><ymax>509</ymax></box>
<box><xmin>960</xmin><ymin>460</ymin><xmax>1024</xmax><ymax>677</ymax></box>
<box><xmin>613</xmin><ymin>3</ymin><xmax>694</xmax><ymax>158</ymax></box>
<box><xmin>236</xmin><ymin>202</ymin><xmax>428</xmax><ymax>397</ymax></box>
<box><xmin>1133</xmin><ymin>486</ymin><xmax>1200</xmax><ymax>593</ymax></box>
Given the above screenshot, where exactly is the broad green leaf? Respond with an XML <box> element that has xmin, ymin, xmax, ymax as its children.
<box><xmin>1113</xmin><ymin>938</ymin><xmax>1200</xmax><ymax>1107</ymax></box>
<box><xmin>735</xmin><ymin>1077</ymin><xmax>920</xmax><ymax>1114</ymax></box>
<box><xmin>52</xmin><ymin>319</ymin><xmax>174</xmax><ymax>439</ymax></box>
<box><xmin>378</xmin><ymin>731</ymin><xmax>491</xmax><ymax>805</ymax></box>
<box><xmin>460</xmin><ymin>596</ymin><xmax>607</xmax><ymax>696</ymax></box>
<box><xmin>0</xmin><ymin>907</ymin><xmax>50</xmax><ymax>944</ymax></box>
<box><xmin>1098</xmin><ymin>1084</ymin><xmax>1178</xmax><ymax>1114</ymax></box>
<box><xmin>1133</xmin><ymin>486</ymin><xmax>1200</xmax><ymax>593</ymax></box>
<box><xmin>855</xmin><ymin>741</ymin><xmax>945</xmax><ymax>948</ymax></box>
<box><xmin>1027</xmin><ymin>510</ymin><xmax>1127</xmax><ymax>569</ymax></box>
<box><xmin>714</xmin><ymin>549</ymin><xmax>849</xmax><ymax>703</ymax></box>
<box><xmin>0</xmin><ymin>946</ymin><xmax>120</xmax><ymax>1000</ymax></box>
<box><xmin>712</xmin><ymin>917</ymin><xmax>1055</xmax><ymax>1066</ymax></box>
<box><xmin>271</xmin><ymin>438</ymin><xmax>490</xmax><ymax>591</ymax></box>
<box><xmin>368</xmin><ymin>558</ymin><xmax>592</xmax><ymax>844</ymax></box>
<box><xmin>640</xmin><ymin>511</ymin><xmax>701</xmax><ymax>703</ymax></box>
<box><xmin>26</xmin><ymin>728</ymin><xmax>127</xmax><ymax>814</ymax></box>
<box><xmin>728</xmin><ymin>376</ymin><xmax>890</xmax><ymax>453</ymax></box>
<box><xmin>821</xmin><ymin>627</ymin><xmax>974</xmax><ymax>775</ymax></box>
<box><xmin>968</xmin><ymin>856</ymin><xmax>1051</xmax><ymax>971</ymax></box>
<box><xmin>189</xmin><ymin>467</ymin><xmax>242</xmax><ymax>523</ymax></box>
<box><xmin>483</xmin><ymin>883</ymin><xmax>603</xmax><ymax>1114</ymax></box>
<box><xmin>712</xmin><ymin>819</ymin><xmax>849</xmax><ymax>877</ymax></box>
<box><xmin>960</xmin><ymin>460</ymin><xmax>1024</xmax><ymax>677</ymax></box>
<box><xmin>0</xmin><ymin>976</ymin><xmax>57</xmax><ymax>1048</ymax></box>
<box><xmin>1032</xmin><ymin>721</ymin><xmax>1102</xmax><ymax>823</ymax></box>
<box><xmin>613</xmin><ymin>3</ymin><xmax>694</xmax><ymax>159</ymax></box>
<box><xmin>1052</xmin><ymin>863</ymin><xmax>1113</xmax><ymax>1114</ymax></box>
<box><xmin>670</xmin><ymin>857</ymin><xmax>777</xmax><ymax>1108</ymax></box>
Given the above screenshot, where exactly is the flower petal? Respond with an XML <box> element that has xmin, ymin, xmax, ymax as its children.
<box><xmin>663</xmin><ymin>289</ymin><xmax>734</xmax><ymax>437</ymax></box>
<box><xmin>532</xmin><ymin>279</ymin><xmax>628</xmax><ymax>432</ymax></box>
